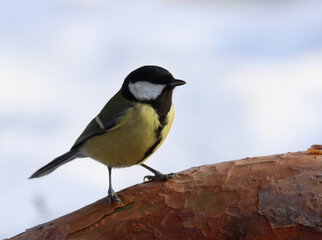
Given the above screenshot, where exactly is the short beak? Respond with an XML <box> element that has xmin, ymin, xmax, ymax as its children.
<box><xmin>168</xmin><ymin>79</ymin><xmax>186</xmax><ymax>87</ymax></box>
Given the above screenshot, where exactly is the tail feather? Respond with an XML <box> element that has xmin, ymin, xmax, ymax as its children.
<box><xmin>29</xmin><ymin>148</ymin><xmax>79</xmax><ymax>178</ymax></box>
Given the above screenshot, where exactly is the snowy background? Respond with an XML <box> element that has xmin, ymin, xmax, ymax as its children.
<box><xmin>1</xmin><ymin>0</ymin><xmax>322</xmax><ymax>238</ymax></box>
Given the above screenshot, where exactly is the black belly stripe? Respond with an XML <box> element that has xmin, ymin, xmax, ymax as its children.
<box><xmin>136</xmin><ymin>121</ymin><xmax>166</xmax><ymax>164</ymax></box>
<box><xmin>134</xmin><ymin>88</ymin><xmax>173</xmax><ymax>164</ymax></box>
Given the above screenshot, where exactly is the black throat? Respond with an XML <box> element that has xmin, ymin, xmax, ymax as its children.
<box><xmin>121</xmin><ymin>86</ymin><xmax>174</xmax><ymax>126</ymax></box>
<box><xmin>146</xmin><ymin>88</ymin><xmax>173</xmax><ymax>126</ymax></box>
<box><xmin>121</xmin><ymin>86</ymin><xmax>174</xmax><ymax>165</ymax></box>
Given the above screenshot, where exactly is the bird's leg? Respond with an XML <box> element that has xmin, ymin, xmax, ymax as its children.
<box><xmin>141</xmin><ymin>163</ymin><xmax>175</xmax><ymax>182</ymax></box>
<box><xmin>107</xmin><ymin>167</ymin><xmax>122</xmax><ymax>204</ymax></box>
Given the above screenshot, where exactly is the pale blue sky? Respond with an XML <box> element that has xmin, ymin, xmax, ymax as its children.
<box><xmin>1</xmin><ymin>0</ymin><xmax>322</xmax><ymax>238</ymax></box>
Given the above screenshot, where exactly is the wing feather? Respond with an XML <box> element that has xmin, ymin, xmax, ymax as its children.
<box><xmin>71</xmin><ymin>90</ymin><xmax>133</xmax><ymax>149</ymax></box>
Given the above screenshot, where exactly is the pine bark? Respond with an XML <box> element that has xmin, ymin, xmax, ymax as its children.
<box><xmin>9</xmin><ymin>146</ymin><xmax>322</xmax><ymax>240</ymax></box>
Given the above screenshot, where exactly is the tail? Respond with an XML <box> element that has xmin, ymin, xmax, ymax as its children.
<box><xmin>29</xmin><ymin>148</ymin><xmax>80</xmax><ymax>178</ymax></box>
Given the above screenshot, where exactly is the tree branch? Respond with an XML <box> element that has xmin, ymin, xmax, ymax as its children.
<box><xmin>9</xmin><ymin>145</ymin><xmax>322</xmax><ymax>239</ymax></box>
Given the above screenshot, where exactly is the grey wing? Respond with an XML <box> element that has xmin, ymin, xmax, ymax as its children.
<box><xmin>71</xmin><ymin>90</ymin><xmax>134</xmax><ymax>150</ymax></box>
<box><xmin>71</xmin><ymin>117</ymin><xmax>116</xmax><ymax>150</ymax></box>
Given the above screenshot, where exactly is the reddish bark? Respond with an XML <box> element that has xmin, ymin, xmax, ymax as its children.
<box><xmin>9</xmin><ymin>147</ymin><xmax>322</xmax><ymax>240</ymax></box>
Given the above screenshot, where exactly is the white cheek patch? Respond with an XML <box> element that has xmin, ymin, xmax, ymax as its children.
<box><xmin>128</xmin><ymin>81</ymin><xmax>166</xmax><ymax>101</ymax></box>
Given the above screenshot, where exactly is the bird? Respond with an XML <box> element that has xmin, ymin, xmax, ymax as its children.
<box><xmin>29</xmin><ymin>65</ymin><xmax>186</xmax><ymax>203</ymax></box>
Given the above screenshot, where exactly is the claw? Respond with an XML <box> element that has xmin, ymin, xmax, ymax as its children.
<box><xmin>107</xmin><ymin>194</ymin><xmax>122</xmax><ymax>205</ymax></box>
<box><xmin>108</xmin><ymin>189</ymin><xmax>123</xmax><ymax>205</ymax></box>
<box><xmin>143</xmin><ymin>172</ymin><xmax>176</xmax><ymax>182</ymax></box>
<box><xmin>143</xmin><ymin>175</ymin><xmax>153</xmax><ymax>182</ymax></box>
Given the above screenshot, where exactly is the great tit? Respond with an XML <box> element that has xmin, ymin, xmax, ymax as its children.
<box><xmin>30</xmin><ymin>65</ymin><xmax>186</xmax><ymax>203</ymax></box>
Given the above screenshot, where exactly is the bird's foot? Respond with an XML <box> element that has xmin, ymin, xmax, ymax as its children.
<box><xmin>107</xmin><ymin>188</ymin><xmax>122</xmax><ymax>205</ymax></box>
<box><xmin>144</xmin><ymin>172</ymin><xmax>176</xmax><ymax>182</ymax></box>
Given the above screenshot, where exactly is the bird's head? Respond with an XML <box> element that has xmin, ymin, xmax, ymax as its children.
<box><xmin>121</xmin><ymin>65</ymin><xmax>186</xmax><ymax>103</ymax></box>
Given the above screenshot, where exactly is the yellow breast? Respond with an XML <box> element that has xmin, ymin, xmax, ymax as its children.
<box><xmin>83</xmin><ymin>104</ymin><xmax>174</xmax><ymax>168</ymax></box>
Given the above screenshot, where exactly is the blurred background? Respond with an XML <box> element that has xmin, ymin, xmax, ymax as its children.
<box><xmin>1</xmin><ymin>0</ymin><xmax>322</xmax><ymax>237</ymax></box>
